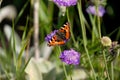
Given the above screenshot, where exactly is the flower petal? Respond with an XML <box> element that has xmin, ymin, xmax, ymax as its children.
<box><xmin>60</xmin><ymin>49</ymin><xmax>80</xmax><ymax>65</ymax></box>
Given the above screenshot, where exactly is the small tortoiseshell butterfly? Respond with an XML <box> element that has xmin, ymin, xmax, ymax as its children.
<box><xmin>46</xmin><ymin>22</ymin><xmax>70</xmax><ymax>46</ymax></box>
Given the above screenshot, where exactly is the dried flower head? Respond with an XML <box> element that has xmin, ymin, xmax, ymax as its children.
<box><xmin>53</xmin><ymin>0</ymin><xmax>77</xmax><ymax>7</ymax></box>
<box><xmin>107</xmin><ymin>41</ymin><xmax>119</xmax><ymax>61</ymax></box>
<box><xmin>86</xmin><ymin>5</ymin><xmax>105</xmax><ymax>17</ymax></box>
<box><xmin>101</xmin><ymin>36</ymin><xmax>112</xmax><ymax>46</ymax></box>
<box><xmin>60</xmin><ymin>49</ymin><xmax>80</xmax><ymax>65</ymax></box>
<box><xmin>109</xmin><ymin>41</ymin><xmax>119</xmax><ymax>55</ymax></box>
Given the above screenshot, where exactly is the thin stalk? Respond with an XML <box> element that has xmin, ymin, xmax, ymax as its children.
<box><xmin>66</xmin><ymin>8</ymin><xmax>77</xmax><ymax>47</ymax></box>
<box><xmin>15</xmin><ymin>0</ymin><xmax>29</xmax><ymax>25</ymax></box>
<box><xmin>89</xmin><ymin>14</ymin><xmax>98</xmax><ymax>43</ymax></box>
<box><xmin>69</xmin><ymin>65</ymin><xmax>73</xmax><ymax>80</ymax></box>
<box><xmin>84</xmin><ymin>47</ymin><xmax>96</xmax><ymax>80</ymax></box>
<box><xmin>1</xmin><ymin>65</ymin><xmax>10</xmax><ymax>79</ymax></box>
<box><xmin>12</xmin><ymin>20</ymin><xmax>17</xmax><ymax>71</ymax></box>
<box><xmin>111</xmin><ymin>62</ymin><xmax>114</xmax><ymax>80</ymax></box>
<box><xmin>25</xmin><ymin>40</ymin><xmax>30</xmax><ymax>63</ymax></box>
<box><xmin>77</xmin><ymin>1</ymin><xmax>96</xmax><ymax>79</ymax></box>
<box><xmin>97</xmin><ymin>14</ymin><xmax>101</xmax><ymax>38</ymax></box>
<box><xmin>95</xmin><ymin>1</ymin><xmax>110</xmax><ymax>80</ymax></box>
<box><xmin>103</xmin><ymin>50</ymin><xmax>110</xmax><ymax>80</ymax></box>
<box><xmin>58</xmin><ymin>46</ymin><xmax>69</xmax><ymax>80</ymax></box>
<box><xmin>34</xmin><ymin>0</ymin><xmax>40</xmax><ymax>60</ymax></box>
<box><xmin>110</xmin><ymin>49</ymin><xmax>120</xmax><ymax>80</ymax></box>
<box><xmin>95</xmin><ymin>0</ymin><xmax>101</xmax><ymax>38</ymax></box>
<box><xmin>62</xmin><ymin>63</ymin><xmax>69</xmax><ymax>80</ymax></box>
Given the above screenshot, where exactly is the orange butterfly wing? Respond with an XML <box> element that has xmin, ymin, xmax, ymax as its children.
<box><xmin>48</xmin><ymin>22</ymin><xmax>70</xmax><ymax>46</ymax></box>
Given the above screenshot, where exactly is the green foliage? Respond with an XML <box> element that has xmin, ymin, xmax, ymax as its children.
<box><xmin>0</xmin><ymin>0</ymin><xmax>120</xmax><ymax>80</ymax></box>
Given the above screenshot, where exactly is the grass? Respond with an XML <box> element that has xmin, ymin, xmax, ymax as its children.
<box><xmin>0</xmin><ymin>0</ymin><xmax>120</xmax><ymax>80</ymax></box>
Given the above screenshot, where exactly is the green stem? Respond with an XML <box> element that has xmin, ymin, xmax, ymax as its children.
<box><xmin>103</xmin><ymin>50</ymin><xmax>110</xmax><ymax>80</ymax></box>
<box><xmin>97</xmin><ymin>14</ymin><xmax>101</xmax><ymax>38</ymax></box>
<box><xmin>12</xmin><ymin>20</ymin><xmax>17</xmax><ymax>71</ymax></box>
<box><xmin>62</xmin><ymin>63</ymin><xmax>69</xmax><ymax>80</ymax></box>
<box><xmin>69</xmin><ymin>65</ymin><xmax>73</xmax><ymax>80</ymax></box>
<box><xmin>58</xmin><ymin>46</ymin><xmax>69</xmax><ymax>80</ymax></box>
<box><xmin>77</xmin><ymin>1</ymin><xmax>96</xmax><ymax>80</ymax></box>
<box><xmin>89</xmin><ymin>14</ymin><xmax>98</xmax><ymax>43</ymax></box>
<box><xmin>111</xmin><ymin>62</ymin><xmax>114</xmax><ymax>80</ymax></box>
<box><xmin>95</xmin><ymin>0</ymin><xmax>101</xmax><ymax>39</ymax></box>
<box><xmin>66</xmin><ymin>8</ymin><xmax>77</xmax><ymax>47</ymax></box>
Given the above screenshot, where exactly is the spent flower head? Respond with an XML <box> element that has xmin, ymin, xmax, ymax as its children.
<box><xmin>86</xmin><ymin>5</ymin><xmax>105</xmax><ymax>17</ymax></box>
<box><xmin>60</xmin><ymin>49</ymin><xmax>80</xmax><ymax>65</ymax></box>
<box><xmin>101</xmin><ymin>36</ymin><xmax>112</xmax><ymax>46</ymax></box>
<box><xmin>53</xmin><ymin>0</ymin><xmax>77</xmax><ymax>7</ymax></box>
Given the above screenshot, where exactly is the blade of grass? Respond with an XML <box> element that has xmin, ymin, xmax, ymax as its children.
<box><xmin>15</xmin><ymin>0</ymin><xmax>29</xmax><ymax>25</ymax></box>
<box><xmin>66</xmin><ymin>8</ymin><xmax>77</xmax><ymax>48</ymax></box>
<box><xmin>0</xmin><ymin>64</ymin><xmax>10</xmax><ymax>79</ymax></box>
<box><xmin>58</xmin><ymin>46</ymin><xmax>69</xmax><ymax>80</ymax></box>
<box><xmin>0</xmin><ymin>31</ymin><xmax>7</xmax><ymax>53</ymax></box>
<box><xmin>108</xmin><ymin>27</ymin><xmax>119</xmax><ymax>37</ymax></box>
<box><xmin>103</xmin><ymin>50</ymin><xmax>110</xmax><ymax>80</ymax></box>
<box><xmin>12</xmin><ymin>20</ymin><xmax>17</xmax><ymax>72</ymax></box>
<box><xmin>89</xmin><ymin>14</ymin><xmax>99</xmax><ymax>43</ymax></box>
<box><xmin>77</xmin><ymin>0</ymin><xmax>97</xmax><ymax>79</ymax></box>
<box><xmin>20</xmin><ymin>56</ymin><xmax>31</xmax><ymax>74</ymax></box>
<box><xmin>111</xmin><ymin>62</ymin><xmax>114</xmax><ymax>80</ymax></box>
<box><xmin>17</xmin><ymin>28</ymin><xmax>33</xmax><ymax>69</ymax></box>
<box><xmin>22</xmin><ymin>16</ymin><xmax>29</xmax><ymax>41</ymax></box>
<box><xmin>116</xmin><ymin>27</ymin><xmax>120</xmax><ymax>40</ymax></box>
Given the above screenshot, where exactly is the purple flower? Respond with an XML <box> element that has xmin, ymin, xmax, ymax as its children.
<box><xmin>45</xmin><ymin>30</ymin><xmax>58</xmax><ymax>42</ymax></box>
<box><xmin>53</xmin><ymin>0</ymin><xmax>77</xmax><ymax>7</ymax></box>
<box><xmin>86</xmin><ymin>5</ymin><xmax>105</xmax><ymax>17</ymax></box>
<box><xmin>60</xmin><ymin>49</ymin><xmax>80</xmax><ymax>65</ymax></box>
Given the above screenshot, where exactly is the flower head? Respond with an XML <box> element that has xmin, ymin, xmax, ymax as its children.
<box><xmin>101</xmin><ymin>36</ymin><xmax>112</xmax><ymax>46</ymax></box>
<box><xmin>86</xmin><ymin>5</ymin><xmax>105</xmax><ymax>17</ymax></box>
<box><xmin>45</xmin><ymin>30</ymin><xmax>58</xmax><ymax>42</ymax></box>
<box><xmin>53</xmin><ymin>0</ymin><xmax>77</xmax><ymax>7</ymax></box>
<box><xmin>60</xmin><ymin>49</ymin><xmax>80</xmax><ymax>65</ymax></box>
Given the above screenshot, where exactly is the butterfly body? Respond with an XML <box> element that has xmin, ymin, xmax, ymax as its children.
<box><xmin>48</xmin><ymin>22</ymin><xmax>70</xmax><ymax>46</ymax></box>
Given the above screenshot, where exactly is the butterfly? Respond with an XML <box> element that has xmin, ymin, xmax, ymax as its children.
<box><xmin>47</xmin><ymin>22</ymin><xmax>70</xmax><ymax>46</ymax></box>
